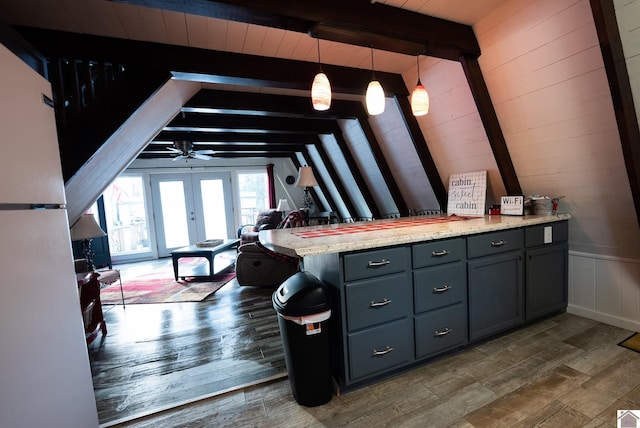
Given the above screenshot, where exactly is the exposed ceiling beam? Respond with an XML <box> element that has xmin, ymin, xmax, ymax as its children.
<box><xmin>166</xmin><ymin>113</ymin><xmax>341</xmax><ymax>134</ymax></box>
<box><xmin>183</xmin><ymin>89</ymin><xmax>413</xmax><ymax>216</ymax></box>
<box><xmin>110</xmin><ymin>0</ymin><xmax>480</xmax><ymax>60</ymax></box>
<box><xmin>590</xmin><ymin>0</ymin><xmax>640</xmax><ymax>227</ymax></box>
<box><xmin>185</xmin><ymin>89</ymin><xmax>361</xmax><ymax>119</ymax></box>
<box><xmin>352</xmin><ymin>113</ymin><xmax>409</xmax><ymax>216</ymax></box>
<box><xmin>394</xmin><ymin>95</ymin><xmax>448</xmax><ymax>212</ymax></box>
<box><xmin>151</xmin><ymin>131</ymin><xmax>321</xmax><ymax>144</ymax></box>
<box><xmin>459</xmin><ymin>55</ymin><xmax>522</xmax><ymax>196</ymax></box>
<box><xmin>15</xmin><ymin>27</ymin><xmax>409</xmax><ymax>96</ymax></box>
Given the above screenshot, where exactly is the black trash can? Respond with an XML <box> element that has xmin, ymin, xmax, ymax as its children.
<box><xmin>272</xmin><ymin>271</ymin><xmax>332</xmax><ymax>407</ymax></box>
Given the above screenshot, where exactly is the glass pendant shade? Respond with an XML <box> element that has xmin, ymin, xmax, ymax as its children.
<box><xmin>312</xmin><ymin>72</ymin><xmax>331</xmax><ymax>111</ymax></box>
<box><xmin>411</xmin><ymin>81</ymin><xmax>429</xmax><ymax>116</ymax></box>
<box><xmin>366</xmin><ymin>80</ymin><xmax>385</xmax><ymax>115</ymax></box>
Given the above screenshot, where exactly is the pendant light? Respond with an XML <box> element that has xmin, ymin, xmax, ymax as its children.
<box><xmin>311</xmin><ymin>38</ymin><xmax>331</xmax><ymax>111</ymax></box>
<box><xmin>366</xmin><ymin>47</ymin><xmax>385</xmax><ymax>115</ymax></box>
<box><xmin>411</xmin><ymin>55</ymin><xmax>429</xmax><ymax>116</ymax></box>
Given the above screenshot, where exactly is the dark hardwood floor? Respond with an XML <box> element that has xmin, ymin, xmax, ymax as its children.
<box><xmin>90</xmin><ymin>259</ymin><xmax>285</xmax><ymax>426</ymax></box>
<box><xmin>109</xmin><ymin>312</ymin><xmax>640</xmax><ymax>428</ymax></box>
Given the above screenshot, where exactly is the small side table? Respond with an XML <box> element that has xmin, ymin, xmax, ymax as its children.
<box><xmin>97</xmin><ymin>269</ymin><xmax>125</xmax><ymax>307</ymax></box>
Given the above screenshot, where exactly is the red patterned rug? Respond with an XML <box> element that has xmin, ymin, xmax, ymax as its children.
<box><xmin>100</xmin><ymin>272</ymin><xmax>236</xmax><ymax>305</ymax></box>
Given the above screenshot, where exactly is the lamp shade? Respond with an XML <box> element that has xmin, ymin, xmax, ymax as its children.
<box><xmin>311</xmin><ymin>72</ymin><xmax>331</xmax><ymax>111</ymax></box>
<box><xmin>70</xmin><ymin>214</ymin><xmax>106</xmax><ymax>241</ymax></box>
<box><xmin>366</xmin><ymin>80</ymin><xmax>385</xmax><ymax>115</ymax></box>
<box><xmin>411</xmin><ymin>82</ymin><xmax>429</xmax><ymax>116</ymax></box>
<box><xmin>277</xmin><ymin>198</ymin><xmax>291</xmax><ymax>212</ymax></box>
<box><xmin>294</xmin><ymin>166</ymin><xmax>318</xmax><ymax>187</ymax></box>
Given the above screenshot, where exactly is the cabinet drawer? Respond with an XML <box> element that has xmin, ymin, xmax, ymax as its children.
<box><xmin>343</xmin><ymin>246</ymin><xmax>408</xmax><ymax>282</ymax></box>
<box><xmin>415</xmin><ymin>303</ymin><xmax>467</xmax><ymax>359</ymax></box>
<box><xmin>412</xmin><ymin>238</ymin><xmax>466</xmax><ymax>268</ymax></box>
<box><xmin>467</xmin><ymin>229</ymin><xmax>523</xmax><ymax>259</ymax></box>
<box><xmin>345</xmin><ymin>272</ymin><xmax>410</xmax><ymax>331</ymax></box>
<box><xmin>348</xmin><ymin>318</ymin><xmax>412</xmax><ymax>381</ymax></box>
<box><xmin>525</xmin><ymin>221</ymin><xmax>568</xmax><ymax>248</ymax></box>
<box><xmin>413</xmin><ymin>262</ymin><xmax>466</xmax><ymax>313</ymax></box>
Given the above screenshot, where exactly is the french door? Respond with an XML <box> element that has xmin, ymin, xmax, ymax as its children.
<box><xmin>150</xmin><ymin>173</ymin><xmax>234</xmax><ymax>258</ymax></box>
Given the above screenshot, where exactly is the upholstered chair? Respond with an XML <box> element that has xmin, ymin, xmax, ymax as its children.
<box><xmin>237</xmin><ymin>209</ymin><xmax>283</xmax><ymax>245</ymax></box>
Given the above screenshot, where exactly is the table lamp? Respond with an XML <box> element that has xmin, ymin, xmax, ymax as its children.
<box><xmin>277</xmin><ymin>198</ymin><xmax>291</xmax><ymax>216</ymax></box>
<box><xmin>70</xmin><ymin>214</ymin><xmax>106</xmax><ymax>270</ymax></box>
<box><xmin>294</xmin><ymin>166</ymin><xmax>318</xmax><ymax>210</ymax></box>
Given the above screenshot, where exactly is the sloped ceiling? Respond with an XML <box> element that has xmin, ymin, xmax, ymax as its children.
<box><xmin>1</xmin><ymin>0</ymin><xmax>519</xmax><ymax>224</ymax></box>
<box><xmin>1</xmin><ymin>0</ymin><xmax>639</xmax><ymax>258</ymax></box>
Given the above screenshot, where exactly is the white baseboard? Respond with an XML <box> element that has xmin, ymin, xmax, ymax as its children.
<box><xmin>567</xmin><ymin>304</ymin><xmax>640</xmax><ymax>332</ymax></box>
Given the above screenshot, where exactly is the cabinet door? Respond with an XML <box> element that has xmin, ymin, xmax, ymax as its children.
<box><xmin>526</xmin><ymin>243</ymin><xmax>568</xmax><ymax>321</ymax></box>
<box><xmin>468</xmin><ymin>251</ymin><xmax>524</xmax><ymax>341</ymax></box>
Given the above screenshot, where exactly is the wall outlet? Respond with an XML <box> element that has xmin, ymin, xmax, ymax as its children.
<box><xmin>544</xmin><ymin>226</ymin><xmax>552</xmax><ymax>244</ymax></box>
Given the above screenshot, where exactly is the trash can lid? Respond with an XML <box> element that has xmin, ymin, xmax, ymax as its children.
<box><xmin>272</xmin><ymin>271</ymin><xmax>331</xmax><ymax>316</ymax></box>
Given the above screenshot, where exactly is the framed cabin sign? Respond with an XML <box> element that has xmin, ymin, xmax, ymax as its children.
<box><xmin>446</xmin><ymin>170</ymin><xmax>486</xmax><ymax>216</ymax></box>
<box><xmin>500</xmin><ymin>195</ymin><xmax>525</xmax><ymax>216</ymax></box>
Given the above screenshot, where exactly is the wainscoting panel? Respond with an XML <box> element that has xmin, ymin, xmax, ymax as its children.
<box><xmin>568</xmin><ymin>251</ymin><xmax>640</xmax><ymax>332</ymax></box>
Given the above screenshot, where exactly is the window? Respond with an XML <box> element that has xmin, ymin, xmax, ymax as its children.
<box><xmin>102</xmin><ymin>175</ymin><xmax>151</xmax><ymax>256</ymax></box>
<box><xmin>238</xmin><ymin>171</ymin><xmax>269</xmax><ymax>225</ymax></box>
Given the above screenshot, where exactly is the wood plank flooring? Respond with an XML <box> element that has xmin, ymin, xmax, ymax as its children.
<box><xmin>107</xmin><ymin>312</ymin><xmax>640</xmax><ymax>427</ymax></box>
<box><xmin>90</xmin><ymin>259</ymin><xmax>285</xmax><ymax>426</ymax></box>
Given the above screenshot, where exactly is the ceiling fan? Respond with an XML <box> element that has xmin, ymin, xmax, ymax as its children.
<box><xmin>167</xmin><ymin>140</ymin><xmax>215</xmax><ymax>161</ymax></box>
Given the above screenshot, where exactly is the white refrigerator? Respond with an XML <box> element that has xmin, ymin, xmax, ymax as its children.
<box><xmin>0</xmin><ymin>44</ymin><xmax>99</xmax><ymax>426</ymax></box>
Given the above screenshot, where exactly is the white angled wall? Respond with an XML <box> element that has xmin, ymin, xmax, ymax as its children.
<box><xmin>569</xmin><ymin>252</ymin><xmax>640</xmax><ymax>331</ymax></box>
<box><xmin>614</xmin><ymin>0</ymin><xmax>640</xmax><ymax>132</ymax></box>
<box><xmin>401</xmin><ymin>0</ymin><xmax>640</xmax><ymax>329</ymax></box>
<box><xmin>569</xmin><ymin>0</ymin><xmax>640</xmax><ymax>331</ymax></box>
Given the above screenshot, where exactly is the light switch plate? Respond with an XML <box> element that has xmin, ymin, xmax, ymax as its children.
<box><xmin>544</xmin><ymin>226</ymin><xmax>552</xmax><ymax>244</ymax></box>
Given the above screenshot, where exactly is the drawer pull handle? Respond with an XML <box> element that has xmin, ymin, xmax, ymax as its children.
<box><xmin>431</xmin><ymin>250</ymin><xmax>450</xmax><ymax>257</ymax></box>
<box><xmin>368</xmin><ymin>259</ymin><xmax>390</xmax><ymax>267</ymax></box>
<box><xmin>433</xmin><ymin>285</ymin><xmax>451</xmax><ymax>293</ymax></box>
<box><xmin>490</xmin><ymin>240</ymin><xmax>507</xmax><ymax>247</ymax></box>
<box><xmin>434</xmin><ymin>327</ymin><xmax>452</xmax><ymax>337</ymax></box>
<box><xmin>372</xmin><ymin>346</ymin><xmax>394</xmax><ymax>356</ymax></box>
<box><xmin>370</xmin><ymin>298</ymin><xmax>392</xmax><ymax>308</ymax></box>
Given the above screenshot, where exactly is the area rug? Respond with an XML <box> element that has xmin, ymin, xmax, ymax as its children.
<box><xmin>100</xmin><ymin>272</ymin><xmax>236</xmax><ymax>305</ymax></box>
<box><xmin>619</xmin><ymin>333</ymin><xmax>640</xmax><ymax>353</ymax></box>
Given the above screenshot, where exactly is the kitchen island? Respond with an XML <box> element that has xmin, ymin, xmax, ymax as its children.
<box><xmin>261</xmin><ymin>214</ymin><xmax>571</xmax><ymax>392</ymax></box>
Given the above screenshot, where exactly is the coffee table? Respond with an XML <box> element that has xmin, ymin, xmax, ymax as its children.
<box><xmin>171</xmin><ymin>239</ymin><xmax>240</xmax><ymax>281</ymax></box>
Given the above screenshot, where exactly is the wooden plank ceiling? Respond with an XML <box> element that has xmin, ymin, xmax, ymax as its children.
<box><xmin>2</xmin><ymin>0</ymin><xmax>519</xmax><ymax>218</ymax></box>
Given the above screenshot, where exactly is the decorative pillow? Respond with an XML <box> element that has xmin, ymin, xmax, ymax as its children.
<box><xmin>253</xmin><ymin>209</ymin><xmax>282</xmax><ymax>231</ymax></box>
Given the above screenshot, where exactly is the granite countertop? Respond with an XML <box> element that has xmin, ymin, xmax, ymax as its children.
<box><xmin>260</xmin><ymin>213</ymin><xmax>571</xmax><ymax>258</ymax></box>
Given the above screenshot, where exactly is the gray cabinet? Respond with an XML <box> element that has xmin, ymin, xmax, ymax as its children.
<box><xmin>525</xmin><ymin>221</ymin><xmax>568</xmax><ymax>321</ymax></box>
<box><xmin>413</xmin><ymin>238</ymin><xmax>467</xmax><ymax>359</ymax></box>
<box><xmin>467</xmin><ymin>229</ymin><xmax>524</xmax><ymax>342</ymax></box>
<box><xmin>341</xmin><ymin>246</ymin><xmax>413</xmax><ymax>386</ymax></box>
<box><xmin>303</xmin><ymin>219</ymin><xmax>568</xmax><ymax>393</ymax></box>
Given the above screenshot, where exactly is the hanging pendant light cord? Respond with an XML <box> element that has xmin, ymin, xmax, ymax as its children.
<box><xmin>317</xmin><ymin>38</ymin><xmax>323</xmax><ymax>72</ymax></box>
<box><xmin>416</xmin><ymin>55</ymin><xmax>422</xmax><ymax>85</ymax></box>
<box><xmin>370</xmin><ymin>46</ymin><xmax>376</xmax><ymax>78</ymax></box>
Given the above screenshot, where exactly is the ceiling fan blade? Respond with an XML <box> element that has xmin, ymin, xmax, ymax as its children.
<box><xmin>194</xmin><ymin>149</ymin><xmax>216</xmax><ymax>155</ymax></box>
<box><xmin>166</xmin><ymin>147</ymin><xmax>182</xmax><ymax>153</ymax></box>
<box><xmin>192</xmin><ymin>153</ymin><xmax>214</xmax><ymax>160</ymax></box>
<box><xmin>172</xmin><ymin>155</ymin><xmax>188</xmax><ymax>161</ymax></box>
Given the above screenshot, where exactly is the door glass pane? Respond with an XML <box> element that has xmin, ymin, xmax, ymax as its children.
<box><xmin>103</xmin><ymin>176</ymin><xmax>151</xmax><ymax>256</ymax></box>
<box><xmin>159</xmin><ymin>181</ymin><xmax>189</xmax><ymax>248</ymax></box>
<box><xmin>238</xmin><ymin>172</ymin><xmax>268</xmax><ymax>225</ymax></box>
<box><xmin>200</xmin><ymin>179</ymin><xmax>227</xmax><ymax>238</ymax></box>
